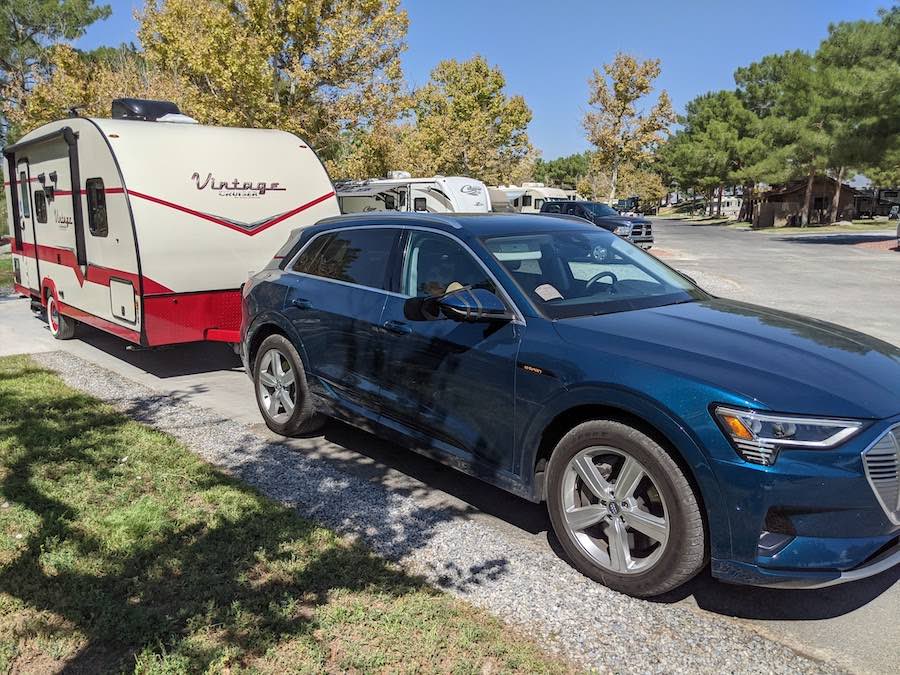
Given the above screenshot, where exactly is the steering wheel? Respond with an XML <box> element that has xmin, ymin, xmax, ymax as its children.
<box><xmin>585</xmin><ymin>270</ymin><xmax>619</xmax><ymax>294</ymax></box>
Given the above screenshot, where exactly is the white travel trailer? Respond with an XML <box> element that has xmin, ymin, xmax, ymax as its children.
<box><xmin>500</xmin><ymin>182</ymin><xmax>569</xmax><ymax>213</ymax></box>
<box><xmin>336</xmin><ymin>174</ymin><xmax>491</xmax><ymax>214</ymax></box>
<box><xmin>2</xmin><ymin>98</ymin><xmax>338</xmax><ymax>346</ymax></box>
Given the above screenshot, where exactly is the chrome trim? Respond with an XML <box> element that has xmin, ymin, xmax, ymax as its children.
<box><xmin>285</xmin><ymin>223</ymin><xmax>527</xmax><ymax>326</ymax></box>
<box><xmin>862</xmin><ymin>423</ymin><xmax>900</xmax><ymax>526</ymax></box>
<box><xmin>771</xmin><ymin>540</ymin><xmax>900</xmax><ymax>589</ymax></box>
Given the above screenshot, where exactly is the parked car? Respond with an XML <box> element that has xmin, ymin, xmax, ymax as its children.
<box><xmin>540</xmin><ymin>200</ymin><xmax>653</xmax><ymax>248</ymax></box>
<box><xmin>241</xmin><ymin>212</ymin><xmax>900</xmax><ymax>597</ymax></box>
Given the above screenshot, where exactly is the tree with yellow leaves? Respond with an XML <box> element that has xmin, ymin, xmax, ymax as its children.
<box><xmin>138</xmin><ymin>0</ymin><xmax>408</xmax><ymax>162</ymax></box>
<box><xmin>400</xmin><ymin>56</ymin><xmax>534</xmax><ymax>185</ymax></box>
<box><xmin>583</xmin><ymin>53</ymin><xmax>674</xmax><ymax>203</ymax></box>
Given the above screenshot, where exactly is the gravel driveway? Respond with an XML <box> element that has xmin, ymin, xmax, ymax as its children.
<box><xmin>32</xmin><ymin>350</ymin><xmax>838</xmax><ymax>674</ymax></box>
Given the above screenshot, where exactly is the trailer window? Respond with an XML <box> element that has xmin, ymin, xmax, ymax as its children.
<box><xmin>18</xmin><ymin>172</ymin><xmax>30</xmax><ymax>218</ymax></box>
<box><xmin>34</xmin><ymin>190</ymin><xmax>47</xmax><ymax>223</ymax></box>
<box><xmin>522</xmin><ymin>195</ymin><xmax>533</xmax><ymax>207</ymax></box>
<box><xmin>86</xmin><ymin>178</ymin><xmax>108</xmax><ymax>237</ymax></box>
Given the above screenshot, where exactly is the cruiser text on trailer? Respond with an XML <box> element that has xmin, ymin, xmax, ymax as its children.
<box><xmin>2</xmin><ymin>98</ymin><xmax>339</xmax><ymax>346</ymax></box>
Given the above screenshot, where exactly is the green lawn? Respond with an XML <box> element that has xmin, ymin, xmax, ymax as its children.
<box><xmin>0</xmin><ymin>255</ymin><xmax>12</xmax><ymax>290</ymax></box>
<box><xmin>0</xmin><ymin>355</ymin><xmax>570</xmax><ymax>674</ymax></box>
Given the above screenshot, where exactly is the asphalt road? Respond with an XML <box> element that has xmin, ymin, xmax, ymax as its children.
<box><xmin>0</xmin><ymin>220</ymin><xmax>897</xmax><ymax>674</ymax></box>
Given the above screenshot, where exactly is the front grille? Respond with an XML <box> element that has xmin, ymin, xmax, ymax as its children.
<box><xmin>863</xmin><ymin>424</ymin><xmax>900</xmax><ymax>525</ymax></box>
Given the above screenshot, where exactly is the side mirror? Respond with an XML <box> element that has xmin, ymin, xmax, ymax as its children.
<box><xmin>438</xmin><ymin>288</ymin><xmax>513</xmax><ymax>323</ymax></box>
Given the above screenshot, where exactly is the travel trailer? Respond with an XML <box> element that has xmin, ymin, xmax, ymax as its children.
<box><xmin>500</xmin><ymin>182</ymin><xmax>569</xmax><ymax>213</ymax></box>
<box><xmin>336</xmin><ymin>174</ymin><xmax>491</xmax><ymax>214</ymax></box>
<box><xmin>2</xmin><ymin>98</ymin><xmax>339</xmax><ymax>346</ymax></box>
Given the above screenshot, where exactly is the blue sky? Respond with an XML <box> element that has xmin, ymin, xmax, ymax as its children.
<box><xmin>76</xmin><ymin>0</ymin><xmax>890</xmax><ymax>159</ymax></box>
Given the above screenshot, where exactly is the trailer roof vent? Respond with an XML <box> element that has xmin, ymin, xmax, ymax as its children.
<box><xmin>111</xmin><ymin>98</ymin><xmax>181</xmax><ymax>121</ymax></box>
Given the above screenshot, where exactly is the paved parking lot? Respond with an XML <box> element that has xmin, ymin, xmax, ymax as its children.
<box><xmin>0</xmin><ymin>220</ymin><xmax>897</xmax><ymax>673</ymax></box>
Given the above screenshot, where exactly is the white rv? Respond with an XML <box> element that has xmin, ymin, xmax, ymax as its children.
<box><xmin>500</xmin><ymin>182</ymin><xmax>569</xmax><ymax>213</ymax></box>
<box><xmin>2</xmin><ymin>98</ymin><xmax>338</xmax><ymax>346</ymax></box>
<box><xmin>336</xmin><ymin>174</ymin><xmax>491</xmax><ymax>214</ymax></box>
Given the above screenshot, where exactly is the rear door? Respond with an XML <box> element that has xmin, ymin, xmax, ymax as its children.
<box><xmin>281</xmin><ymin>226</ymin><xmax>400</xmax><ymax>416</ymax></box>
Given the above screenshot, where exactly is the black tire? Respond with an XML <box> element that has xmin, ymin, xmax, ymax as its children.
<box><xmin>252</xmin><ymin>334</ymin><xmax>323</xmax><ymax>436</ymax></box>
<box><xmin>546</xmin><ymin>420</ymin><xmax>705</xmax><ymax>597</ymax></box>
<box><xmin>46</xmin><ymin>295</ymin><xmax>76</xmax><ymax>340</ymax></box>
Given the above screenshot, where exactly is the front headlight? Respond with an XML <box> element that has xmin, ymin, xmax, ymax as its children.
<box><xmin>713</xmin><ymin>406</ymin><xmax>864</xmax><ymax>466</ymax></box>
<box><xmin>614</xmin><ymin>223</ymin><xmax>633</xmax><ymax>235</ymax></box>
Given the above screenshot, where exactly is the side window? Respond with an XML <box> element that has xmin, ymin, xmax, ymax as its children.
<box><xmin>402</xmin><ymin>231</ymin><xmax>496</xmax><ymax>298</ymax></box>
<box><xmin>564</xmin><ymin>204</ymin><xmax>580</xmax><ymax>215</ymax></box>
<box><xmin>34</xmin><ymin>190</ymin><xmax>47</xmax><ymax>223</ymax></box>
<box><xmin>522</xmin><ymin>194</ymin><xmax>533</xmax><ymax>207</ymax></box>
<box><xmin>298</xmin><ymin>228</ymin><xmax>396</xmax><ymax>290</ymax></box>
<box><xmin>291</xmin><ymin>234</ymin><xmax>332</xmax><ymax>273</ymax></box>
<box><xmin>534</xmin><ymin>198</ymin><xmax>545</xmax><ymax>210</ymax></box>
<box><xmin>86</xmin><ymin>178</ymin><xmax>108</xmax><ymax>237</ymax></box>
<box><xmin>544</xmin><ymin>203</ymin><xmax>561</xmax><ymax>213</ymax></box>
<box><xmin>18</xmin><ymin>172</ymin><xmax>30</xmax><ymax>218</ymax></box>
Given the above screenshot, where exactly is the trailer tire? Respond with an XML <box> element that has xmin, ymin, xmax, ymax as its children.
<box><xmin>46</xmin><ymin>295</ymin><xmax>76</xmax><ymax>340</ymax></box>
<box><xmin>253</xmin><ymin>334</ymin><xmax>323</xmax><ymax>436</ymax></box>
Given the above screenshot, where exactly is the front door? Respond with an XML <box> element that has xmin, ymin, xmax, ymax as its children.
<box><xmin>379</xmin><ymin>228</ymin><xmax>522</xmax><ymax>472</ymax></box>
<box><xmin>282</xmin><ymin>227</ymin><xmax>399</xmax><ymax>418</ymax></box>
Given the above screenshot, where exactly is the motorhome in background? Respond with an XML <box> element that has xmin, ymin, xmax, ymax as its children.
<box><xmin>488</xmin><ymin>186</ymin><xmax>522</xmax><ymax>212</ymax></box>
<box><xmin>336</xmin><ymin>173</ymin><xmax>492</xmax><ymax>214</ymax></box>
<box><xmin>2</xmin><ymin>98</ymin><xmax>338</xmax><ymax>346</ymax></box>
<box><xmin>499</xmin><ymin>182</ymin><xmax>569</xmax><ymax>213</ymax></box>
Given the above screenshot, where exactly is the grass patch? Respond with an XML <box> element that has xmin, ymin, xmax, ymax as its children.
<box><xmin>0</xmin><ymin>255</ymin><xmax>12</xmax><ymax>291</ymax></box>
<box><xmin>0</xmin><ymin>355</ymin><xmax>571</xmax><ymax>673</ymax></box>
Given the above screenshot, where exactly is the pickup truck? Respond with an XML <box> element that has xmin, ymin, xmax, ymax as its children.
<box><xmin>540</xmin><ymin>200</ymin><xmax>654</xmax><ymax>248</ymax></box>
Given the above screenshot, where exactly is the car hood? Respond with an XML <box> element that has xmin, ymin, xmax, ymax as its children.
<box><xmin>554</xmin><ymin>298</ymin><xmax>900</xmax><ymax>419</ymax></box>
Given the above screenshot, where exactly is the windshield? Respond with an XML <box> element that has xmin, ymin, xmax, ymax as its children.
<box><xmin>483</xmin><ymin>230</ymin><xmax>707</xmax><ymax>319</ymax></box>
<box><xmin>582</xmin><ymin>202</ymin><xmax>620</xmax><ymax>217</ymax></box>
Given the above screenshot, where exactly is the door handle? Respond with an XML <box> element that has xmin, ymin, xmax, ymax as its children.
<box><xmin>291</xmin><ymin>297</ymin><xmax>312</xmax><ymax>309</ymax></box>
<box><xmin>383</xmin><ymin>319</ymin><xmax>412</xmax><ymax>336</ymax></box>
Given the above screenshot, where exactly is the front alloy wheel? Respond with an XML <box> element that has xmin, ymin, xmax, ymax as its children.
<box><xmin>547</xmin><ymin>420</ymin><xmax>705</xmax><ymax>597</ymax></box>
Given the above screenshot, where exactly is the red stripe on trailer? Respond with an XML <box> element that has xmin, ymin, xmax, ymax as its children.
<box><xmin>53</xmin><ymin>187</ymin><xmax>125</xmax><ymax>196</ymax></box>
<box><xmin>20</xmin><ymin>242</ymin><xmax>172</xmax><ymax>294</ymax></box>
<box><xmin>143</xmin><ymin>289</ymin><xmax>243</xmax><ymax>346</ymax></box>
<box><xmin>13</xmin><ymin>283</ymin><xmax>33</xmax><ymax>297</ymax></box>
<box><xmin>126</xmin><ymin>189</ymin><xmax>336</xmax><ymax>236</ymax></box>
<box><xmin>57</xmin><ymin>300</ymin><xmax>142</xmax><ymax>344</ymax></box>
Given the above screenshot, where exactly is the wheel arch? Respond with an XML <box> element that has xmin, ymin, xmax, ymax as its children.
<box><xmin>245</xmin><ymin>312</ymin><xmax>308</xmax><ymax>373</ymax></box>
<box><xmin>524</xmin><ymin>389</ymin><xmax>731</xmax><ymax>558</ymax></box>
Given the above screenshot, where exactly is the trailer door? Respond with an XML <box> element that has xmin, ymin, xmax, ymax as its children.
<box><xmin>15</xmin><ymin>159</ymin><xmax>38</xmax><ymax>291</ymax></box>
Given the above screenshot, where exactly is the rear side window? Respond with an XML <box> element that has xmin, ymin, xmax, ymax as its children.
<box><xmin>294</xmin><ymin>228</ymin><xmax>396</xmax><ymax>290</ymax></box>
<box><xmin>86</xmin><ymin>177</ymin><xmax>108</xmax><ymax>237</ymax></box>
<box><xmin>543</xmin><ymin>203</ymin><xmax>561</xmax><ymax>213</ymax></box>
<box><xmin>34</xmin><ymin>190</ymin><xmax>47</xmax><ymax>223</ymax></box>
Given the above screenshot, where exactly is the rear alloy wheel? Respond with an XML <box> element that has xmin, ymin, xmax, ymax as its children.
<box><xmin>547</xmin><ymin>420</ymin><xmax>705</xmax><ymax>597</ymax></box>
<box><xmin>253</xmin><ymin>333</ymin><xmax>322</xmax><ymax>436</ymax></box>
<box><xmin>46</xmin><ymin>295</ymin><xmax>76</xmax><ymax>340</ymax></box>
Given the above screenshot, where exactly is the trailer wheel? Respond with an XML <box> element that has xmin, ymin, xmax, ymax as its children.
<box><xmin>253</xmin><ymin>334</ymin><xmax>323</xmax><ymax>436</ymax></box>
<box><xmin>46</xmin><ymin>295</ymin><xmax>76</xmax><ymax>340</ymax></box>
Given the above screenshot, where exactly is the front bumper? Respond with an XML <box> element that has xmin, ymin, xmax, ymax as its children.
<box><xmin>707</xmin><ymin>414</ymin><xmax>900</xmax><ymax>588</ymax></box>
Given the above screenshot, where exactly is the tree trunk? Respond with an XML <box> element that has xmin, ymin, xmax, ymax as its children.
<box><xmin>800</xmin><ymin>169</ymin><xmax>815</xmax><ymax>227</ymax></box>
<box><xmin>716</xmin><ymin>184</ymin><xmax>724</xmax><ymax>217</ymax></box>
<box><xmin>707</xmin><ymin>189</ymin><xmax>715</xmax><ymax>217</ymax></box>
<box><xmin>829</xmin><ymin>166</ymin><xmax>844</xmax><ymax>224</ymax></box>
<box><xmin>738</xmin><ymin>183</ymin><xmax>753</xmax><ymax>221</ymax></box>
<box><xmin>608</xmin><ymin>160</ymin><xmax>619</xmax><ymax>204</ymax></box>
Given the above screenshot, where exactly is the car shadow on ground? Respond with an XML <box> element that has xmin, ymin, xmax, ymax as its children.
<box><xmin>277</xmin><ymin>417</ymin><xmax>900</xmax><ymax>622</ymax></box>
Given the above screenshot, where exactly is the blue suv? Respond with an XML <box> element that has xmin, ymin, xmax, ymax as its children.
<box><xmin>241</xmin><ymin>212</ymin><xmax>900</xmax><ymax>597</ymax></box>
